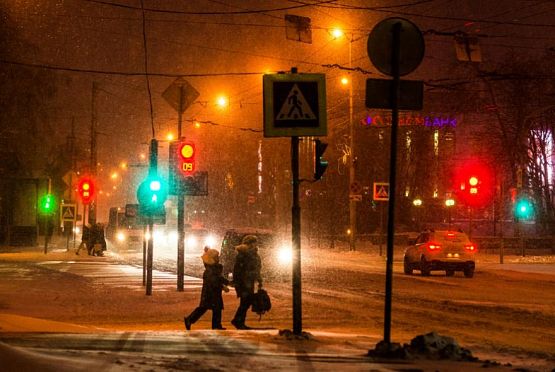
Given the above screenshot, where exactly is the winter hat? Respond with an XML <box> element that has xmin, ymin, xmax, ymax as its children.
<box><xmin>201</xmin><ymin>247</ymin><xmax>220</xmax><ymax>265</ymax></box>
<box><xmin>242</xmin><ymin>235</ymin><xmax>258</xmax><ymax>245</ymax></box>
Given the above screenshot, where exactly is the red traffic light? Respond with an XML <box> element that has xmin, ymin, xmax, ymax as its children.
<box><xmin>177</xmin><ymin>141</ymin><xmax>196</xmax><ymax>175</ymax></box>
<box><xmin>453</xmin><ymin>160</ymin><xmax>493</xmax><ymax>208</ymax></box>
<box><xmin>78</xmin><ymin>177</ymin><xmax>95</xmax><ymax>204</ymax></box>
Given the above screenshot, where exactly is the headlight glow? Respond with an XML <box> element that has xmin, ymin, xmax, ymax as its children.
<box><xmin>116</xmin><ymin>231</ymin><xmax>126</xmax><ymax>242</ymax></box>
<box><xmin>277</xmin><ymin>245</ymin><xmax>293</xmax><ymax>265</ymax></box>
<box><xmin>186</xmin><ymin>235</ymin><xmax>198</xmax><ymax>247</ymax></box>
<box><xmin>204</xmin><ymin>234</ymin><xmax>217</xmax><ymax>248</ymax></box>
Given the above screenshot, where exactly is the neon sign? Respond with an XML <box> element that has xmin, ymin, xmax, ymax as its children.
<box><xmin>361</xmin><ymin>113</ymin><xmax>457</xmax><ymax>128</ymax></box>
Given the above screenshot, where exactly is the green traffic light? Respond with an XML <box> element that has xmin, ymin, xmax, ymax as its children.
<box><xmin>39</xmin><ymin>194</ymin><xmax>56</xmax><ymax>214</ymax></box>
<box><xmin>515</xmin><ymin>198</ymin><xmax>534</xmax><ymax>219</ymax></box>
<box><xmin>137</xmin><ymin>176</ymin><xmax>168</xmax><ymax>216</ymax></box>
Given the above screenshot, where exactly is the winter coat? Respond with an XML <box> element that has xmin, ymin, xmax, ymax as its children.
<box><xmin>199</xmin><ymin>263</ymin><xmax>229</xmax><ymax>310</ymax></box>
<box><xmin>233</xmin><ymin>244</ymin><xmax>262</xmax><ymax>298</ymax></box>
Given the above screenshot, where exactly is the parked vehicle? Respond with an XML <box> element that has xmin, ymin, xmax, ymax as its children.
<box><xmin>403</xmin><ymin>229</ymin><xmax>476</xmax><ymax>278</ymax></box>
<box><xmin>219</xmin><ymin>228</ymin><xmax>292</xmax><ymax>279</ymax></box>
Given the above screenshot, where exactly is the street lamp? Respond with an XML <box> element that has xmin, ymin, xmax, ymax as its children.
<box><xmin>445</xmin><ymin>198</ymin><xmax>455</xmax><ymax>230</ymax></box>
<box><xmin>332</xmin><ymin>27</ymin><xmax>356</xmax><ymax>251</ymax></box>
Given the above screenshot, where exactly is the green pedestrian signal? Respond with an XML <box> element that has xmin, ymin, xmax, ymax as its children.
<box><xmin>39</xmin><ymin>194</ymin><xmax>56</xmax><ymax>215</ymax></box>
<box><xmin>515</xmin><ymin>197</ymin><xmax>534</xmax><ymax>220</ymax></box>
<box><xmin>137</xmin><ymin>176</ymin><xmax>168</xmax><ymax>216</ymax></box>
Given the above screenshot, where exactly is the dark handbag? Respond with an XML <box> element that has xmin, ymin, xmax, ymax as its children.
<box><xmin>251</xmin><ymin>289</ymin><xmax>272</xmax><ymax>318</ymax></box>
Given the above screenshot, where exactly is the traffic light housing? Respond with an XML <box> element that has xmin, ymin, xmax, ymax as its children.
<box><xmin>453</xmin><ymin>160</ymin><xmax>493</xmax><ymax>208</ymax></box>
<box><xmin>515</xmin><ymin>197</ymin><xmax>534</xmax><ymax>220</ymax></box>
<box><xmin>314</xmin><ymin>139</ymin><xmax>328</xmax><ymax>181</ymax></box>
<box><xmin>38</xmin><ymin>194</ymin><xmax>56</xmax><ymax>215</ymax></box>
<box><xmin>137</xmin><ymin>176</ymin><xmax>168</xmax><ymax>216</ymax></box>
<box><xmin>175</xmin><ymin>141</ymin><xmax>196</xmax><ymax>175</ymax></box>
<box><xmin>78</xmin><ymin>177</ymin><xmax>95</xmax><ymax>204</ymax></box>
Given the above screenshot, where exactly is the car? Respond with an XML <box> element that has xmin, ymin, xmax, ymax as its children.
<box><xmin>403</xmin><ymin>229</ymin><xmax>476</xmax><ymax>278</ymax></box>
<box><xmin>219</xmin><ymin>228</ymin><xmax>292</xmax><ymax>280</ymax></box>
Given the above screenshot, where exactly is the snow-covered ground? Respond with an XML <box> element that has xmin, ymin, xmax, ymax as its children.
<box><xmin>0</xmin><ymin>238</ymin><xmax>554</xmax><ymax>371</ymax></box>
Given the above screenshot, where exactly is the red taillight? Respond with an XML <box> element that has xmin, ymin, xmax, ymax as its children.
<box><xmin>427</xmin><ymin>243</ymin><xmax>442</xmax><ymax>251</ymax></box>
<box><xmin>465</xmin><ymin>243</ymin><xmax>477</xmax><ymax>252</ymax></box>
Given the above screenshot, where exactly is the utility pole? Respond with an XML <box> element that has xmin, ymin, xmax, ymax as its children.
<box><xmin>348</xmin><ymin>34</ymin><xmax>357</xmax><ymax>252</ymax></box>
<box><xmin>90</xmin><ymin>82</ymin><xmax>98</xmax><ymax>223</ymax></box>
<box><xmin>177</xmin><ymin>86</ymin><xmax>186</xmax><ymax>292</ymax></box>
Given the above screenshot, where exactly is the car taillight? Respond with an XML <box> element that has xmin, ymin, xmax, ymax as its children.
<box><xmin>427</xmin><ymin>243</ymin><xmax>441</xmax><ymax>251</ymax></box>
<box><xmin>465</xmin><ymin>243</ymin><xmax>477</xmax><ymax>252</ymax></box>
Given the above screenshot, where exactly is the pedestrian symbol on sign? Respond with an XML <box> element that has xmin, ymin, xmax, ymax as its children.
<box><xmin>276</xmin><ymin>84</ymin><xmax>316</xmax><ymax>121</ymax></box>
<box><xmin>61</xmin><ymin>204</ymin><xmax>77</xmax><ymax>222</ymax></box>
<box><xmin>373</xmin><ymin>182</ymin><xmax>390</xmax><ymax>201</ymax></box>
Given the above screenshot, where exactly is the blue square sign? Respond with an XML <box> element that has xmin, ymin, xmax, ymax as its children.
<box><xmin>263</xmin><ymin>73</ymin><xmax>327</xmax><ymax>137</ymax></box>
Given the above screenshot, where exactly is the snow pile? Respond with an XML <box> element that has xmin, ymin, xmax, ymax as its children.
<box><xmin>278</xmin><ymin>329</ymin><xmax>314</xmax><ymax>341</ymax></box>
<box><xmin>368</xmin><ymin>332</ymin><xmax>477</xmax><ymax>361</ymax></box>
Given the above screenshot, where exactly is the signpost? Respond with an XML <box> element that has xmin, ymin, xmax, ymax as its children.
<box><xmin>366</xmin><ymin>17</ymin><xmax>425</xmax><ymax>350</ymax></box>
<box><xmin>263</xmin><ymin>67</ymin><xmax>327</xmax><ymax>335</ymax></box>
<box><xmin>163</xmin><ymin>78</ymin><xmax>200</xmax><ymax>292</ymax></box>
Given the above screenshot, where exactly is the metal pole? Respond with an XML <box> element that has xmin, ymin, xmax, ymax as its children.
<box><xmin>146</xmin><ymin>217</ymin><xmax>154</xmax><ymax>296</ymax></box>
<box><xmin>43</xmin><ymin>215</ymin><xmax>48</xmax><ymax>254</ymax></box>
<box><xmin>379</xmin><ymin>203</ymin><xmax>384</xmax><ymax>256</ymax></box>
<box><xmin>291</xmin><ymin>135</ymin><xmax>302</xmax><ymax>335</ymax></box>
<box><xmin>143</xmin><ymin>225</ymin><xmax>147</xmax><ymax>286</ymax></box>
<box><xmin>383</xmin><ymin>21</ymin><xmax>402</xmax><ymax>346</ymax></box>
<box><xmin>348</xmin><ymin>35</ymin><xmax>357</xmax><ymax>252</ymax></box>
<box><xmin>177</xmin><ymin>86</ymin><xmax>185</xmax><ymax>292</ymax></box>
<box><xmin>90</xmin><ymin>82</ymin><xmax>98</xmax><ymax>224</ymax></box>
<box><xmin>500</xmin><ymin>182</ymin><xmax>504</xmax><ymax>264</ymax></box>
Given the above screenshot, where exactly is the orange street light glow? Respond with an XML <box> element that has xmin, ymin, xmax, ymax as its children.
<box><xmin>331</xmin><ymin>28</ymin><xmax>344</xmax><ymax>39</ymax></box>
<box><xmin>166</xmin><ymin>133</ymin><xmax>175</xmax><ymax>141</ymax></box>
<box><xmin>340</xmin><ymin>76</ymin><xmax>349</xmax><ymax>86</ymax></box>
<box><xmin>216</xmin><ymin>95</ymin><xmax>228</xmax><ymax>107</ymax></box>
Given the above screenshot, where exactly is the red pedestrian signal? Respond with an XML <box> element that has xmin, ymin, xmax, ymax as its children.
<box><xmin>78</xmin><ymin>177</ymin><xmax>95</xmax><ymax>204</ymax></box>
<box><xmin>176</xmin><ymin>141</ymin><xmax>196</xmax><ymax>175</ymax></box>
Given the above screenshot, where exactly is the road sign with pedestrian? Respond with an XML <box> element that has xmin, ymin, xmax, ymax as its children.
<box><xmin>61</xmin><ymin>203</ymin><xmax>76</xmax><ymax>222</ymax></box>
<box><xmin>263</xmin><ymin>72</ymin><xmax>327</xmax><ymax>137</ymax></box>
<box><xmin>373</xmin><ymin>182</ymin><xmax>390</xmax><ymax>201</ymax></box>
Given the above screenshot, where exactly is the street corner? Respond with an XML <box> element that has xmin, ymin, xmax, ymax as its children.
<box><xmin>0</xmin><ymin>314</ymin><xmax>107</xmax><ymax>333</ymax></box>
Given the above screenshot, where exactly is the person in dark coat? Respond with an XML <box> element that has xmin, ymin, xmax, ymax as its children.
<box><xmin>184</xmin><ymin>247</ymin><xmax>230</xmax><ymax>330</ymax></box>
<box><xmin>89</xmin><ymin>223</ymin><xmax>107</xmax><ymax>256</ymax></box>
<box><xmin>76</xmin><ymin>223</ymin><xmax>91</xmax><ymax>255</ymax></box>
<box><xmin>231</xmin><ymin>235</ymin><xmax>262</xmax><ymax>330</ymax></box>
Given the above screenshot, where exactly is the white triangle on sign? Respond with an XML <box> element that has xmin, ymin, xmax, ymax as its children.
<box><xmin>276</xmin><ymin>84</ymin><xmax>316</xmax><ymax>121</ymax></box>
<box><xmin>63</xmin><ymin>207</ymin><xmax>74</xmax><ymax>219</ymax></box>
<box><xmin>377</xmin><ymin>186</ymin><xmax>388</xmax><ymax>197</ymax></box>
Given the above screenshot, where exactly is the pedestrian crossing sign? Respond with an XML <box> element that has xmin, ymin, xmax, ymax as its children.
<box><xmin>373</xmin><ymin>182</ymin><xmax>390</xmax><ymax>201</ymax></box>
<box><xmin>61</xmin><ymin>203</ymin><xmax>77</xmax><ymax>222</ymax></box>
<box><xmin>263</xmin><ymin>73</ymin><xmax>327</xmax><ymax>137</ymax></box>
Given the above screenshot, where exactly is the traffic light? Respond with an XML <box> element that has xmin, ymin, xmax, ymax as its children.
<box><xmin>38</xmin><ymin>194</ymin><xmax>56</xmax><ymax>215</ymax></box>
<box><xmin>137</xmin><ymin>176</ymin><xmax>168</xmax><ymax>216</ymax></box>
<box><xmin>314</xmin><ymin>139</ymin><xmax>328</xmax><ymax>181</ymax></box>
<box><xmin>78</xmin><ymin>177</ymin><xmax>95</xmax><ymax>204</ymax></box>
<box><xmin>453</xmin><ymin>160</ymin><xmax>493</xmax><ymax>208</ymax></box>
<box><xmin>515</xmin><ymin>197</ymin><xmax>534</xmax><ymax>220</ymax></box>
<box><xmin>176</xmin><ymin>141</ymin><xmax>196</xmax><ymax>175</ymax></box>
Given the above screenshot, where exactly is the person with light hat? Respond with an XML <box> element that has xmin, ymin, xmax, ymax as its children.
<box><xmin>184</xmin><ymin>246</ymin><xmax>230</xmax><ymax>330</ymax></box>
<box><xmin>231</xmin><ymin>234</ymin><xmax>262</xmax><ymax>330</ymax></box>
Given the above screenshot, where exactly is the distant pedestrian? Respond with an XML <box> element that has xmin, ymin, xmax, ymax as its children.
<box><xmin>184</xmin><ymin>247</ymin><xmax>230</xmax><ymax>330</ymax></box>
<box><xmin>89</xmin><ymin>223</ymin><xmax>107</xmax><ymax>256</ymax></box>
<box><xmin>76</xmin><ymin>223</ymin><xmax>91</xmax><ymax>255</ymax></box>
<box><xmin>231</xmin><ymin>235</ymin><xmax>262</xmax><ymax>330</ymax></box>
